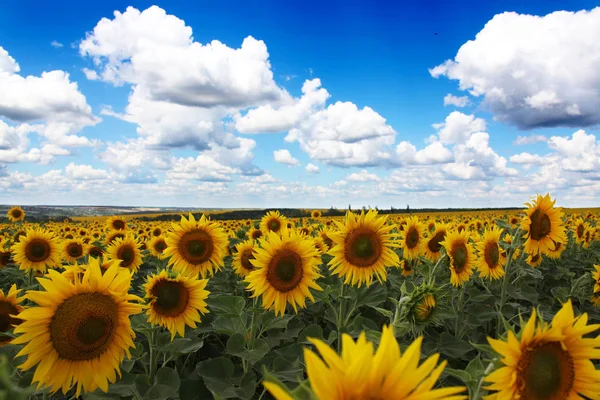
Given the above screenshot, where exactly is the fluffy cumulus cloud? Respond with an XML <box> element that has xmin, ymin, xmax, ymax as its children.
<box><xmin>305</xmin><ymin>163</ymin><xmax>319</xmax><ymax>173</ymax></box>
<box><xmin>443</xmin><ymin>94</ymin><xmax>469</xmax><ymax>107</ymax></box>
<box><xmin>273</xmin><ymin>149</ymin><xmax>300</xmax><ymax>166</ymax></box>
<box><xmin>430</xmin><ymin>8</ymin><xmax>600</xmax><ymax>129</ymax></box>
<box><xmin>513</xmin><ymin>134</ymin><xmax>547</xmax><ymax>145</ymax></box>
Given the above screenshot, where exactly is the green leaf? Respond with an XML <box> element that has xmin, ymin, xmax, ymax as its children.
<box><xmin>259</xmin><ymin>312</ymin><xmax>294</xmax><ymax>331</ymax></box>
<box><xmin>369</xmin><ymin>305</ymin><xmax>393</xmax><ymax>318</ymax></box>
<box><xmin>207</xmin><ymin>295</ymin><xmax>246</xmax><ymax>316</ymax></box>
<box><xmin>197</xmin><ymin>357</ymin><xmax>236</xmax><ymax>397</ymax></box>
<box><xmin>465</xmin><ymin>354</ymin><xmax>485</xmax><ymax>379</ymax></box>
<box><xmin>443</xmin><ymin>367</ymin><xmax>473</xmax><ymax>384</ymax></box>
<box><xmin>152</xmin><ymin>367</ymin><xmax>181</xmax><ymax>398</ymax></box>
<box><xmin>353</xmin><ymin>284</ymin><xmax>387</xmax><ymax>308</ymax></box>
<box><xmin>438</xmin><ymin>332</ymin><xmax>473</xmax><ymax>359</ymax></box>
<box><xmin>179</xmin><ymin>378</ymin><xmax>212</xmax><ymax>400</ymax></box>
<box><xmin>163</xmin><ymin>337</ymin><xmax>205</xmax><ymax>355</ymax></box>
<box><xmin>212</xmin><ymin>315</ymin><xmax>247</xmax><ymax>337</ymax></box>
<box><xmin>226</xmin><ymin>333</ymin><xmax>247</xmax><ymax>355</ymax></box>
<box><xmin>298</xmin><ymin>324</ymin><xmax>324</xmax><ymax>343</ymax></box>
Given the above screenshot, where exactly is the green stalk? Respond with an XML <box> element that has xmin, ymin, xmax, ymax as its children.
<box><xmin>497</xmin><ymin>227</ymin><xmax>521</xmax><ymax>336</ymax></box>
<box><xmin>454</xmin><ymin>285</ymin><xmax>465</xmax><ymax>337</ymax></box>
<box><xmin>471</xmin><ymin>362</ymin><xmax>495</xmax><ymax>400</ymax></box>
<box><xmin>148</xmin><ymin>328</ymin><xmax>158</xmax><ymax>383</ymax></box>
<box><xmin>337</xmin><ymin>279</ymin><xmax>345</xmax><ymax>353</ymax></box>
<box><xmin>427</xmin><ymin>254</ymin><xmax>445</xmax><ymax>286</ymax></box>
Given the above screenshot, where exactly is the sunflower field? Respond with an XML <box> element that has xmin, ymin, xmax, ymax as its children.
<box><xmin>1</xmin><ymin>194</ymin><xmax>600</xmax><ymax>400</ymax></box>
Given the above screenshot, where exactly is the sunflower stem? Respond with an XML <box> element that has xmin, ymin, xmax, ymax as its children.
<box><xmin>471</xmin><ymin>362</ymin><xmax>495</xmax><ymax>400</ymax></box>
<box><xmin>148</xmin><ymin>328</ymin><xmax>158</xmax><ymax>383</ymax></box>
<box><xmin>497</xmin><ymin>227</ymin><xmax>522</xmax><ymax>336</ymax></box>
<box><xmin>27</xmin><ymin>269</ymin><xmax>34</xmax><ymax>288</ymax></box>
<box><xmin>427</xmin><ymin>255</ymin><xmax>445</xmax><ymax>286</ymax></box>
<box><xmin>337</xmin><ymin>279</ymin><xmax>345</xmax><ymax>353</ymax></box>
<box><xmin>454</xmin><ymin>285</ymin><xmax>465</xmax><ymax>338</ymax></box>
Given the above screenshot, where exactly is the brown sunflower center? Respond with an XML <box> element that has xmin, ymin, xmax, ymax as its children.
<box><xmin>112</xmin><ymin>220</ymin><xmax>125</xmax><ymax>230</ymax></box>
<box><xmin>0</xmin><ymin>301</ymin><xmax>20</xmax><ymax>333</ymax></box>
<box><xmin>151</xmin><ymin>280</ymin><xmax>190</xmax><ymax>317</ymax></box>
<box><xmin>25</xmin><ymin>239</ymin><xmax>51</xmax><ymax>262</ymax></box>
<box><xmin>152</xmin><ymin>228</ymin><xmax>162</xmax><ymax>237</ymax></box>
<box><xmin>511</xmin><ymin>217</ymin><xmax>518</xmax><ymax>225</ymax></box>
<box><xmin>267</xmin><ymin>218</ymin><xmax>281</xmax><ymax>232</ymax></box>
<box><xmin>529</xmin><ymin>209</ymin><xmax>551</xmax><ymax>241</ymax></box>
<box><xmin>484</xmin><ymin>242</ymin><xmax>499</xmax><ymax>268</ymax></box>
<box><xmin>405</xmin><ymin>227</ymin><xmax>419</xmax><ymax>249</ymax></box>
<box><xmin>266</xmin><ymin>249</ymin><xmax>303</xmax><ymax>292</ymax></box>
<box><xmin>519</xmin><ymin>342</ymin><xmax>574</xmax><ymax>399</ymax></box>
<box><xmin>427</xmin><ymin>231</ymin><xmax>446</xmax><ymax>253</ymax></box>
<box><xmin>531</xmin><ymin>253</ymin><xmax>540</xmax><ymax>263</ymax></box>
<box><xmin>0</xmin><ymin>252</ymin><xmax>11</xmax><ymax>266</ymax></box>
<box><xmin>89</xmin><ymin>246</ymin><xmax>103</xmax><ymax>258</ymax></box>
<box><xmin>179</xmin><ymin>230</ymin><xmax>214</xmax><ymax>265</ymax></box>
<box><xmin>11</xmin><ymin>209</ymin><xmax>22</xmax><ymax>218</ymax></box>
<box><xmin>154</xmin><ymin>239</ymin><xmax>167</xmax><ymax>253</ymax></box>
<box><xmin>344</xmin><ymin>228</ymin><xmax>383</xmax><ymax>268</ymax></box>
<box><xmin>576</xmin><ymin>224</ymin><xmax>584</xmax><ymax>238</ymax></box>
<box><xmin>451</xmin><ymin>242</ymin><xmax>468</xmax><ymax>273</ymax></box>
<box><xmin>117</xmin><ymin>245</ymin><xmax>135</xmax><ymax>268</ymax></box>
<box><xmin>50</xmin><ymin>293</ymin><xmax>118</xmax><ymax>361</ymax></box>
<box><xmin>240</xmin><ymin>248</ymin><xmax>255</xmax><ymax>271</ymax></box>
<box><xmin>67</xmin><ymin>243</ymin><xmax>84</xmax><ymax>258</ymax></box>
<box><xmin>322</xmin><ymin>234</ymin><xmax>333</xmax><ymax>250</ymax></box>
<box><xmin>251</xmin><ymin>230</ymin><xmax>262</xmax><ymax>240</ymax></box>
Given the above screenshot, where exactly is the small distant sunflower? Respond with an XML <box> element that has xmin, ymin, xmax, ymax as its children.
<box><xmin>545</xmin><ymin>239</ymin><xmax>565</xmax><ymax>259</ymax></box>
<box><xmin>148</xmin><ymin>236</ymin><xmax>168</xmax><ymax>259</ymax></box>
<box><xmin>7</xmin><ymin>206</ymin><xmax>25</xmax><ymax>222</ymax></box>
<box><xmin>313</xmin><ymin>237</ymin><xmax>327</xmax><ymax>255</ymax></box>
<box><xmin>11</xmin><ymin>228</ymin><xmax>62</xmax><ymax>273</ymax></box>
<box><xmin>11</xmin><ymin>259</ymin><xmax>143</xmax><ymax>396</ymax></box>
<box><xmin>484</xmin><ymin>300</ymin><xmax>600</xmax><ymax>399</ymax></box>
<box><xmin>526</xmin><ymin>252</ymin><xmax>542</xmax><ymax>268</ymax></box>
<box><xmin>260</xmin><ymin>211</ymin><xmax>287</xmax><ymax>235</ymax></box>
<box><xmin>144</xmin><ymin>270</ymin><xmax>210</xmax><ymax>340</ymax></box>
<box><xmin>440</xmin><ymin>230</ymin><xmax>475</xmax><ymax>287</ymax></box>
<box><xmin>509</xmin><ymin>215</ymin><xmax>519</xmax><ymax>227</ymax></box>
<box><xmin>164</xmin><ymin>214</ymin><xmax>228</xmax><ymax>278</ymax></box>
<box><xmin>88</xmin><ymin>245</ymin><xmax>104</xmax><ymax>259</ymax></box>
<box><xmin>0</xmin><ymin>284</ymin><xmax>24</xmax><ymax>347</ymax></box>
<box><xmin>327</xmin><ymin>210</ymin><xmax>400</xmax><ymax>287</ymax></box>
<box><xmin>151</xmin><ymin>226</ymin><xmax>162</xmax><ymax>237</ymax></box>
<box><xmin>0</xmin><ymin>247</ymin><xmax>12</xmax><ymax>268</ymax></box>
<box><xmin>311</xmin><ymin>210</ymin><xmax>322</xmax><ymax>219</ymax></box>
<box><xmin>232</xmin><ymin>240</ymin><xmax>256</xmax><ymax>277</ymax></box>
<box><xmin>521</xmin><ymin>194</ymin><xmax>567</xmax><ymax>256</ymax></box>
<box><xmin>105</xmin><ymin>231</ymin><xmax>126</xmax><ymax>245</ymax></box>
<box><xmin>475</xmin><ymin>226</ymin><xmax>505</xmax><ymax>280</ymax></box>
<box><xmin>246</xmin><ymin>229</ymin><xmax>322</xmax><ymax>316</ymax></box>
<box><xmin>106</xmin><ymin>216</ymin><xmax>127</xmax><ymax>232</ymax></box>
<box><xmin>106</xmin><ymin>235</ymin><xmax>143</xmax><ymax>272</ymax></box>
<box><xmin>424</xmin><ymin>223</ymin><xmax>450</xmax><ymax>261</ymax></box>
<box><xmin>399</xmin><ymin>259</ymin><xmax>413</xmax><ymax>277</ymax></box>
<box><xmin>263</xmin><ymin>325</ymin><xmax>466</xmax><ymax>400</ymax></box>
<box><xmin>399</xmin><ymin>217</ymin><xmax>425</xmax><ymax>260</ymax></box>
<box><xmin>573</xmin><ymin>218</ymin><xmax>586</xmax><ymax>244</ymax></box>
<box><xmin>593</xmin><ymin>265</ymin><xmax>600</xmax><ymax>293</ymax></box>
<box><xmin>62</xmin><ymin>238</ymin><xmax>87</xmax><ymax>264</ymax></box>
<box><xmin>318</xmin><ymin>229</ymin><xmax>334</xmax><ymax>250</ymax></box>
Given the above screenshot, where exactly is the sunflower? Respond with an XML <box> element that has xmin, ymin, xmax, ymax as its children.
<box><xmin>106</xmin><ymin>216</ymin><xmax>127</xmax><ymax>232</ymax></box>
<box><xmin>105</xmin><ymin>231</ymin><xmax>126</xmax><ymax>245</ymax></box>
<box><xmin>263</xmin><ymin>325</ymin><xmax>466</xmax><ymax>400</ymax></box>
<box><xmin>11</xmin><ymin>259</ymin><xmax>143</xmax><ymax>396</ymax></box>
<box><xmin>424</xmin><ymin>223</ymin><xmax>450</xmax><ymax>261</ymax></box>
<box><xmin>148</xmin><ymin>236</ymin><xmax>168</xmax><ymax>259</ymax></box>
<box><xmin>484</xmin><ymin>300</ymin><xmax>600</xmax><ymax>399</ymax></box>
<box><xmin>545</xmin><ymin>239</ymin><xmax>565</xmax><ymax>259</ymax></box>
<box><xmin>573</xmin><ymin>218</ymin><xmax>586</xmax><ymax>244</ymax></box>
<box><xmin>475</xmin><ymin>226</ymin><xmax>505</xmax><ymax>280</ymax></box>
<box><xmin>151</xmin><ymin>226</ymin><xmax>162</xmax><ymax>237</ymax></box>
<box><xmin>246</xmin><ymin>229</ymin><xmax>322</xmax><ymax>316</ymax></box>
<box><xmin>144</xmin><ymin>270</ymin><xmax>210</xmax><ymax>340</ymax></box>
<box><xmin>440</xmin><ymin>230</ymin><xmax>475</xmax><ymax>287</ymax></box>
<box><xmin>11</xmin><ymin>228</ymin><xmax>62</xmax><ymax>273</ymax></box>
<box><xmin>0</xmin><ymin>284</ymin><xmax>24</xmax><ymax>347</ymax></box>
<box><xmin>313</xmin><ymin>237</ymin><xmax>327</xmax><ymax>255</ymax></box>
<box><xmin>311</xmin><ymin>210</ymin><xmax>322</xmax><ymax>219</ymax></box>
<box><xmin>260</xmin><ymin>210</ymin><xmax>288</xmax><ymax>235</ymax></box>
<box><xmin>399</xmin><ymin>217</ymin><xmax>426</xmax><ymax>260</ymax></box>
<box><xmin>318</xmin><ymin>229</ymin><xmax>334</xmax><ymax>250</ymax></box>
<box><xmin>327</xmin><ymin>210</ymin><xmax>400</xmax><ymax>287</ymax></box>
<box><xmin>399</xmin><ymin>259</ymin><xmax>413</xmax><ymax>277</ymax></box>
<box><xmin>592</xmin><ymin>264</ymin><xmax>600</xmax><ymax>294</ymax></box>
<box><xmin>106</xmin><ymin>235</ymin><xmax>143</xmax><ymax>272</ymax></box>
<box><xmin>62</xmin><ymin>238</ymin><xmax>87</xmax><ymax>264</ymax></box>
<box><xmin>525</xmin><ymin>252</ymin><xmax>542</xmax><ymax>268</ymax></box>
<box><xmin>521</xmin><ymin>194</ymin><xmax>567</xmax><ymax>256</ymax></box>
<box><xmin>88</xmin><ymin>245</ymin><xmax>104</xmax><ymax>259</ymax></box>
<box><xmin>164</xmin><ymin>214</ymin><xmax>228</xmax><ymax>278</ymax></box>
<box><xmin>232</xmin><ymin>240</ymin><xmax>256</xmax><ymax>277</ymax></box>
<box><xmin>7</xmin><ymin>206</ymin><xmax>25</xmax><ymax>222</ymax></box>
<box><xmin>0</xmin><ymin>247</ymin><xmax>12</xmax><ymax>268</ymax></box>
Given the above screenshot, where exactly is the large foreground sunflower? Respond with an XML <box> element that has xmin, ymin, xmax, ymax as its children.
<box><xmin>475</xmin><ymin>226</ymin><xmax>505</xmax><ymax>280</ymax></box>
<box><xmin>143</xmin><ymin>270</ymin><xmax>210</xmax><ymax>340</ymax></box>
<box><xmin>327</xmin><ymin>210</ymin><xmax>400</xmax><ymax>287</ymax></box>
<box><xmin>0</xmin><ymin>284</ymin><xmax>24</xmax><ymax>347</ymax></box>
<box><xmin>484</xmin><ymin>300</ymin><xmax>600</xmax><ymax>399</ymax></box>
<box><xmin>106</xmin><ymin>235</ymin><xmax>143</xmax><ymax>272</ymax></box>
<box><xmin>11</xmin><ymin>228</ymin><xmax>62</xmax><ymax>273</ymax></box>
<box><xmin>263</xmin><ymin>325</ymin><xmax>466</xmax><ymax>399</ymax></box>
<box><xmin>7</xmin><ymin>206</ymin><xmax>25</xmax><ymax>222</ymax></box>
<box><xmin>164</xmin><ymin>214</ymin><xmax>228</xmax><ymax>278</ymax></box>
<box><xmin>11</xmin><ymin>259</ymin><xmax>143</xmax><ymax>396</ymax></box>
<box><xmin>246</xmin><ymin>229</ymin><xmax>322</xmax><ymax>316</ymax></box>
<box><xmin>521</xmin><ymin>194</ymin><xmax>567</xmax><ymax>256</ymax></box>
<box><xmin>440</xmin><ymin>230</ymin><xmax>475</xmax><ymax>287</ymax></box>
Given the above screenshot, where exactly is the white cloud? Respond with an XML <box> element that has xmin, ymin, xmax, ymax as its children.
<box><xmin>82</xmin><ymin>68</ymin><xmax>99</xmax><ymax>80</ymax></box>
<box><xmin>305</xmin><ymin>163</ymin><xmax>319</xmax><ymax>173</ymax></box>
<box><xmin>548</xmin><ymin>129</ymin><xmax>600</xmax><ymax>172</ymax></box>
<box><xmin>346</xmin><ymin>169</ymin><xmax>381</xmax><ymax>182</ymax></box>
<box><xmin>509</xmin><ymin>152</ymin><xmax>551</xmax><ymax>165</ymax></box>
<box><xmin>167</xmin><ymin>155</ymin><xmax>240</xmax><ymax>182</ymax></box>
<box><xmin>50</xmin><ymin>41</ymin><xmax>64</xmax><ymax>48</ymax></box>
<box><xmin>430</xmin><ymin>8</ymin><xmax>600</xmax><ymax>129</ymax></box>
<box><xmin>396</xmin><ymin>141</ymin><xmax>453</xmax><ymax>165</ymax></box>
<box><xmin>443</xmin><ymin>94</ymin><xmax>469</xmax><ymax>107</ymax></box>
<box><xmin>433</xmin><ymin>111</ymin><xmax>486</xmax><ymax>144</ymax></box>
<box><xmin>273</xmin><ymin>149</ymin><xmax>299</xmax><ymax>166</ymax></box>
<box><xmin>65</xmin><ymin>163</ymin><xmax>110</xmax><ymax>180</ymax></box>
<box><xmin>0</xmin><ymin>47</ymin><xmax>19</xmax><ymax>74</ymax></box>
<box><xmin>513</xmin><ymin>134</ymin><xmax>548</xmax><ymax>145</ymax></box>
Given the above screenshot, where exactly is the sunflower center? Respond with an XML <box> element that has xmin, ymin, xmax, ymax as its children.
<box><xmin>427</xmin><ymin>231</ymin><xmax>446</xmax><ymax>253</ymax></box>
<box><xmin>25</xmin><ymin>239</ymin><xmax>51</xmax><ymax>262</ymax></box>
<box><xmin>529</xmin><ymin>209</ymin><xmax>551</xmax><ymax>241</ymax></box>
<box><xmin>240</xmin><ymin>249</ymin><xmax>255</xmax><ymax>271</ymax></box>
<box><xmin>0</xmin><ymin>252</ymin><xmax>11</xmax><ymax>266</ymax></box>
<box><xmin>0</xmin><ymin>301</ymin><xmax>20</xmax><ymax>332</ymax></box>
<box><xmin>344</xmin><ymin>228</ymin><xmax>383</xmax><ymax>268</ymax></box>
<box><xmin>117</xmin><ymin>245</ymin><xmax>135</xmax><ymax>268</ymax></box>
<box><xmin>50</xmin><ymin>293</ymin><xmax>118</xmax><ymax>361</ymax></box>
<box><xmin>520</xmin><ymin>342</ymin><xmax>574</xmax><ymax>399</ymax></box>
<box><xmin>484</xmin><ymin>242</ymin><xmax>499</xmax><ymax>268</ymax></box>
<box><xmin>268</xmin><ymin>219</ymin><xmax>281</xmax><ymax>232</ymax></box>
<box><xmin>89</xmin><ymin>247</ymin><xmax>103</xmax><ymax>258</ymax></box>
<box><xmin>153</xmin><ymin>228</ymin><xmax>161</xmax><ymax>237</ymax></box>
<box><xmin>179</xmin><ymin>230</ymin><xmax>214</xmax><ymax>265</ymax></box>
<box><xmin>152</xmin><ymin>280</ymin><xmax>190</xmax><ymax>317</ymax></box>
<box><xmin>112</xmin><ymin>220</ymin><xmax>125</xmax><ymax>230</ymax></box>
<box><xmin>266</xmin><ymin>249</ymin><xmax>303</xmax><ymax>292</ymax></box>
<box><xmin>451</xmin><ymin>243</ymin><xmax>468</xmax><ymax>273</ymax></box>
<box><xmin>67</xmin><ymin>243</ymin><xmax>83</xmax><ymax>258</ymax></box>
<box><xmin>405</xmin><ymin>228</ymin><xmax>419</xmax><ymax>249</ymax></box>
<box><xmin>11</xmin><ymin>210</ymin><xmax>22</xmax><ymax>218</ymax></box>
<box><xmin>576</xmin><ymin>225</ymin><xmax>584</xmax><ymax>238</ymax></box>
<box><xmin>251</xmin><ymin>230</ymin><xmax>262</xmax><ymax>240</ymax></box>
<box><xmin>154</xmin><ymin>240</ymin><xmax>167</xmax><ymax>253</ymax></box>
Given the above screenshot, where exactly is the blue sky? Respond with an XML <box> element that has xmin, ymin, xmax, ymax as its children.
<box><xmin>0</xmin><ymin>1</ymin><xmax>599</xmax><ymax>208</ymax></box>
